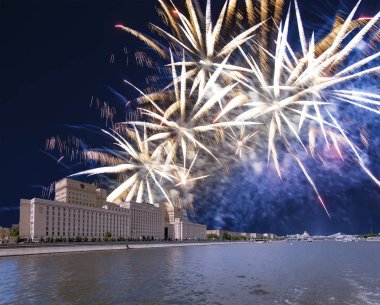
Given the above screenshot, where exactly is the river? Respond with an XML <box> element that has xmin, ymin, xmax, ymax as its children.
<box><xmin>0</xmin><ymin>241</ymin><xmax>379</xmax><ymax>304</ymax></box>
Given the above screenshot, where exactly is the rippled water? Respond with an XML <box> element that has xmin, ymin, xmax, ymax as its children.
<box><xmin>0</xmin><ymin>242</ymin><xmax>379</xmax><ymax>305</ymax></box>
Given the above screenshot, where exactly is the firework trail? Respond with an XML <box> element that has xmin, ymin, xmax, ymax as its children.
<box><xmin>127</xmin><ymin>52</ymin><xmax>259</xmax><ymax>168</ymax></box>
<box><xmin>53</xmin><ymin>0</ymin><xmax>380</xmax><ymax>218</ymax></box>
<box><xmin>115</xmin><ymin>0</ymin><xmax>277</xmax><ymax>92</ymax></box>
<box><xmin>210</xmin><ymin>0</ymin><xmax>380</xmax><ymax>215</ymax></box>
<box><xmin>70</xmin><ymin>127</ymin><xmax>177</xmax><ymax>205</ymax></box>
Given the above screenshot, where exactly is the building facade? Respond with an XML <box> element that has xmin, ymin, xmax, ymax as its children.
<box><xmin>171</xmin><ymin>219</ymin><xmax>207</xmax><ymax>240</ymax></box>
<box><xmin>20</xmin><ymin>198</ymin><xmax>130</xmax><ymax>241</ymax></box>
<box><xmin>164</xmin><ymin>204</ymin><xmax>207</xmax><ymax>241</ymax></box>
<box><xmin>207</xmin><ymin>230</ymin><xmax>277</xmax><ymax>240</ymax></box>
<box><xmin>55</xmin><ymin>178</ymin><xmax>107</xmax><ymax>207</ymax></box>
<box><xmin>120</xmin><ymin>202</ymin><xmax>164</xmax><ymax>240</ymax></box>
<box><xmin>0</xmin><ymin>227</ymin><xmax>11</xmax><ymax>244</ymax></box>
<box><xmin>19</xmin><ymin>178</ymin><xmax>206</xmax><ymax>242</ymax></box>
<box><xmin>206</xmin><ymin>229</ymin><xmax>242</xmax><ymax>238</ymax></box>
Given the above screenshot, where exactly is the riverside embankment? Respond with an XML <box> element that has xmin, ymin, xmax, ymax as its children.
<box><xmin>0</xmin><ymin>241</ymin><xmax>249</xmax><ymax>257</ymax></box>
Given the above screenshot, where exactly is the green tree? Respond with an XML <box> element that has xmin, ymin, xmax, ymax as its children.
<box><xmin>207</xmin><ymin>234</ymin><xmax>219</xmax><ymax>240</ymax></box>
<box><xmin>10</xmin><ymin>228</ymin><xmax>19</xmax><ymax>237</ymax></box>
<box><xmin>221</xmin><ymin>232</ymin><xmax>231</xmax><ymax>240</ymax></box>
<box><xmin>103</xmin><ymin>231</ymin><xmax>112</xmax><ymax>241</ymax></box>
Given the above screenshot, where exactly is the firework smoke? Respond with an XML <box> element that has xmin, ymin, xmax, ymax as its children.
<box><xmin>50</xmin><ymin>0</ymin><xmax>380</xmax><ymax>223</ymax></box>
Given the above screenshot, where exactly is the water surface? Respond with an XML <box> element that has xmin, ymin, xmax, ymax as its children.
<box><xmin>0</xmin><ymin>242</ymin><xmax>379</xmax><ymax>304</ymax></box>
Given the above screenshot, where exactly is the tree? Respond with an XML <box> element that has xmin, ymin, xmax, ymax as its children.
<box><xmin>103</xmin><ymin>231</ymin><xmax>112</xmax><ymax>241</ymax></box>
<box><xmin>10</xmin><ymin>227</ymin><xmax>19</xmax><ymax>237</ymax></box>
<box><xmin>207</xmin><ymin>233</ymin><xmax>219</xmax><ymax>240</ymax></box>
<box><xmin>221</xmin><ymin>232</ymin><xmax>231</xmax><ymax>240</ymax></box>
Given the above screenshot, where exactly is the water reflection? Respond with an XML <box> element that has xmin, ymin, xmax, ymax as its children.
<box><xmin>0</xmin><ymin>242</ymin><xmax>379</xmax><ymax>305</ymax></box>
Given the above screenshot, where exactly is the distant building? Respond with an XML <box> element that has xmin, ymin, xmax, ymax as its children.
<box><xmin>0</xmin><ymin>227</ymin><xmax>11</xmax><ymax>244</ymax></box>
<box><xmin>207</xmin><ymin>229</ymin><xmax>230</xmax><ymax>237</ymax></box>
<box><xmin>207</xmin><ymin>230</ymin><xmax>277</xmax><ymax>240</ymax></box>
<box><xmin>164</xmin><ymin>203</ymin><xmax>206</xmax><ymax>241</ymax></box>
<box><xmin>249</xmin><ymin>233</ymin><xmax>263</xmax><ymax>240</ymax></box>
<box><xmin>19</xmin><ymin>178</ymin><xmax>206</xmax><ymax>242</ymax></box>
<box><xmin>263</xmin><ymin>233</ymin><xmax>277</xmax><ymax>240</ymax></box>
<box><xmin>207</xmin><ymin>230</ymin><xmax>242</xmax><ymax>238</ymax></box>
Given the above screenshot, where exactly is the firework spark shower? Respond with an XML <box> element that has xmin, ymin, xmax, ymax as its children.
<box><xmin>4</xmin><ymin>2</ymin><xmax>380</xmax><ymax>304</ymax></box>
<box><xmin>43</xmin><ymin>0</ymin><xmax>380</xmax><ymax>231</ymax></box>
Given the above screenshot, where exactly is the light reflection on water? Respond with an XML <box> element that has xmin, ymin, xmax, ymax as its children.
<box><xmin>0</xmin><ymin>242</ymin><xmax>379</xmax><ymax>305</ymax></box>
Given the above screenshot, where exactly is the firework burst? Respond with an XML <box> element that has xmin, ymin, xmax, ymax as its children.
<box><xmin>57</xmin><ymin>0</ymin><xmax>380</xmax><ymax>218</ymax></box>
<box><xmin>212</xmin><ymin>0</ymin><xmax>380</xmax><ymax>215</ymax></box>
<box><xmin>127</xmin><ymin>52</ymin><xmax>259</xmax><ymax>170</ymax></box>
<box><xmin>115</xmin><ymin>0</ymin><xmax>276</xmax><ymax>92</ymax></box>
<box><xmin>70</xmin><ymin>127</ymin><xmax>176</xmax><ymax>205</ymax></box>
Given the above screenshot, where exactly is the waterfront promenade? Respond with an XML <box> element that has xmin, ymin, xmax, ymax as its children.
<box><xmin>0</xmin><ymin>241</ymin><xmax>249</xmax><ymax>257</ymax></box>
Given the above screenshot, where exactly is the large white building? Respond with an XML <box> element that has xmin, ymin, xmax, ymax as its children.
<box><xmin>20</xmin><ymin>198</ymin><xmax>130</xmax><ymax>241</ymax></box>
<box><xmin>54</xmin><ymin>178</ymin><xmax>107</xmax><ymax>207</ymax></box>
<box><xmin>164</xmin><ymin>203</ymin><xmax>207</xmax><ymax>241</ymax></box>
<box><xmin>120</xmin><ymin>202</ymin><xmax>164</xmax><ymax>240</ymax></box>
<box><xmin>19</xmin><ymin>178</ymin><xmax>206</xmax><ymax>242</ymax></box>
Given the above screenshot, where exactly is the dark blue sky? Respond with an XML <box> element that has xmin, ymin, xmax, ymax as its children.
<box><xmin>1</xmin><ymin>0</ymin><xmax>379</xmax><ymax>234</ymax></box>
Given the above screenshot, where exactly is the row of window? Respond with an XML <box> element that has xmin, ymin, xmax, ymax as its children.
<box><xmin>46</xmin><ymin>206</ymin><xmax>127</xmax><ymax>218</ymax></box>
<box><xmin>45</xmin><ymin>230</ymin><xmax>127</xmax><ymax>237</ymax></box>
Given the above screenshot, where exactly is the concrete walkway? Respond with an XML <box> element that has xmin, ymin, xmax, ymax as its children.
<box><xmin>0</xmin><ymin>242</ymin><xmax>249</xmax><ymax>257</ymax></box>
<box><xmin>128</xmin><ymin>241</ymin><xmax>247</xmax><ymax>249</ymax></box>
<box><xmin>0</xmin><ymin>244</ymin><xmax>129</xmax><ymax>257</ymax></box>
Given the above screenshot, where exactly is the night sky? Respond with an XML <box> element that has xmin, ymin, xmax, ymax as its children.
<box><xmin>1</xmin><ymin>0</ymin><xmax>379</xmax><ymax>234</ymax></box>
